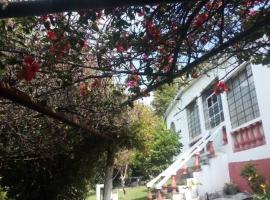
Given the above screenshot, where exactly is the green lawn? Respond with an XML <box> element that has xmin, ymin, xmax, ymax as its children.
<box><xmin>87</xmin><ymin>186</ymin><xmax>147</xmax><ymax>200</ymax></box>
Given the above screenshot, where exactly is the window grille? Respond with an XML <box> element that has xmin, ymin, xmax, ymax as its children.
<box><xmin>227</xmin><ymin>65</ymin><xmax>260</xmax><ymax>128</ymax></box>
<box><xmin>186</xmin><ymin>100</ymin><xmax>201</xmax><ymax>139</ymax></box>
<box><xmin>202</xmin><ymin>90</ymin><xmax>224</xmax><ymax>129</ymax></box>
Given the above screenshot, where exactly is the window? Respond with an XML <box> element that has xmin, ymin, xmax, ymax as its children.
<box><xmin>227</xmin><ymin>65</ymin><xmax>260</xmax><ymax>128</ymax></box>
<box><xmin>202</xmin><ymin>88</ymin><xmax>224</xmax><ymax>129</ymax></box>
<box><xmin>186</xmin><ymin>100</ymin><xmax>201</xmax><ymax>140</ymax></box>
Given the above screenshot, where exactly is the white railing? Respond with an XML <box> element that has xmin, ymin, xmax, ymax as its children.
<box><xmin>147</xmin><ymin>126</ymin><xmax>222</xmax><ymax>190</ymax></box>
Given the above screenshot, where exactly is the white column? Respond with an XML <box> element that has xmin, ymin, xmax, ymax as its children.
<box><xmin>220</xmin><ymin>92</ymin><xmax>234</xmax><ymax>150</ymax></box>
<box><xmin>96</xmin><ymin>184</ymin><xmax>104</xmax><ymax>200</ymax></box>
<box><xmin>197</xmin><ymin>96</ymin><xmax>206</xmax><ymax>134</ymax></box>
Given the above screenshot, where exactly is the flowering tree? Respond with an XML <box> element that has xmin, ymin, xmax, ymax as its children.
<box><xmin>0</xmin><ymin>0</ymin><xmax>269</xmax><ymax>115</ymax></box>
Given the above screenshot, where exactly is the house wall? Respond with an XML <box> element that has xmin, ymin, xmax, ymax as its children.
<box><xmin>165</xmin><ymin>62</ymin><xmax>270</xmax><ymax>195</ymax></box>
<box><xmin>227</xmin><ymin>64</ymin><xmax>270</xmax><ymax>191</ymax></box>
<box><xmin>252</xmin><ymin>64</ymin><xmax>270</xmax><ymax>151</ymax></box>
<box><xmin>193</xmin><ymin>154</ymin><xmax>230</xmax><ymax>195</ymax></box>
<box><xmin>165</xmin><ymin>71</ymin><xmax>217</xmax><ymax>151</ymax></box>
<box><xmin>223</xmin><ymin>64</ymin><xmax>270</xmax><ymax>162</ymax></box>
<box><xmin>228</xmin><ymin>158</ymin><xmax>270</xmax><ymax>192</ymax></box>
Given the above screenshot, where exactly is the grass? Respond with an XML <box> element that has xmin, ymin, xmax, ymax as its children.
<box><xmin>86</xmin><ymin>186</ymin><xmax>147</xmax><ymax>200</ymax></box>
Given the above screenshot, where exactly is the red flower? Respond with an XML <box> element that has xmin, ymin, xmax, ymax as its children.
<box><xmin>50</xmin><ymin>43</ymin><xmax>61</xmax><ymax>54</ymax></box>
<box><xmin>78</xmin><ymin>11</ymin><xmax>88</xmax><ymax>17</ymax></box>
<box><xmin>146</xmin><ymin>20</ymin><xmax>153</xmax><ymax>30</ymax></box>
<box><xmin>91</xmin><ymin>78</ymin><xmax>101</xmax><ymax>88</ymax></box>
<box><xmin>130</xmin><ymin>74</ymin><xmax>140</xmax><ymax>82</ymax></box>
<box><xmin>158</xmin><ymin>45</ymin><xmax>164</xmax><ymax>53</ymax></box>
<box><xmin>213</xmin><ymin>81</ymin><xmax>229</xmax><ymax>94</ymax></box>
<box><xmin>116</xmin><ymin>45</ymin><xmax>125</xmax><ymax>53</ymax></box>
<box><xmin>146</xmin><ymin>20</ymin><xmax>161</xmax><ymax>39</ymax></box>
<box><xmin>47</xmin><ymin>30</ymin><xmax>57</xmax><ymax>41</ymax></box>
<box><xmin>166</xmin><ymin>39</ymin><xmax>176</xmax><ymax>47</ymax></box>
<box><xmin>19</xmin><ymin>56</ymin><xmax>40</xmax><ymax>81</ymax></box>
<box><xmin>142</xmin><ymin>53</ymin><xmax>149</xmax><ymax>61</ymax></box>
<box><xmin>200</xmin><ymin>35</ymin><xmax>208</xmax><ymax>45</ymax></box>
<box><xmin>49</xmin><ymin>42</ymin><xmax>71</xmax><ymax>59</ymax></box>
<box><xmin>62</xmin><ymin>42</ymin><xmax>71</xmax><ymax>53</ymax></box>
<box><xmin>166</xmin><ymin>54</ymin><xmax>174</xmax><ymax>63</ymax></box>
<box><xmin>96</xmin><ymin>10</ymin><xmax>103</xmax><ymax>20</ymax></box>
<box><xmin>80</xmin><ymin>82</ymin><xmax>88</xmax><ymax>96</ymax></box>
<box><xmin>162</xmin><ymin>65</ymin><xmax>170</xmax><ymax>73</ymax></box>
<box><xmin>82</xmin><ymin>41</ymin><xmax>89</xmax><ymax>49</ymax></box>
<box><xmin>206</xmin><ymin>0</ymin><xmax>222</xmax><ymax>10</ymax></box>
<box><xmin>40</xmin><ymin>15</ymin><xmax>49</xmax><ymax>21</ymax></box>
<box><xmin>205</xmin><ymin>2</ymin><xmax>212</xmax><ymax>10</ymax></box>
<box><xmin>247</xmin><ymin>10</ymin><xmax>257</xmax><ymax>17</ymax></box>
<box><xmin>194</xmin><ymin>13</ymin><xmax>209</xmax><ymax>28</ymax></box>
<box><xmin>127</xmin><ymin>80</ymin><xmax>138</xmax><ymax>88</ymax></box>
<box><xmin>127</xmin><ymin>74</ymin><xmax>140</xmax><ymax>88</ymax></box>
<box><xmin>242</xmin><ymin>0</ymin><xmax>264</xmax><ymax>7</ymax></box>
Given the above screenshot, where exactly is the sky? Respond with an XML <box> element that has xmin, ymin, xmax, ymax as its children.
<box><xmin>138</xmin><ymin>92</ymin><xmax>153</xmax><ymax>106</ymax></box>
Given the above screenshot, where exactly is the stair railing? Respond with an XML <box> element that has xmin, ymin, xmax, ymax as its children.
<box><xmin>146</xmin><ymin>125</ymin><xmax>223</xmax><ymax>190</ymax></box>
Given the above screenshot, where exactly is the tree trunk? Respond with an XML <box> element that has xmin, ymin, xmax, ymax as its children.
<box><xmin>120</xmin><ymin>164</ymin><xmax>128</xmax><ymax>195</ymax></box>
<box><xmin>103</xmin><ymin>145</ymin><xmax>115</xmax><ymax>200</ymax></box>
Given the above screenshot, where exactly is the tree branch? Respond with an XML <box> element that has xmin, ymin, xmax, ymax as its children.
<box><xmin>122</xmin><ymin>11</ymin><xmax>270</xmax><ymax>106</ymax></box>
<box><xmin>0</xmin><ymin>81</ymin><xmax>112</xmax><ymax>140</ymax></box>
<box><xmin>0</xmin><ymin>0</ymin><xmax>182</xmax><ymax>19</ymax></box>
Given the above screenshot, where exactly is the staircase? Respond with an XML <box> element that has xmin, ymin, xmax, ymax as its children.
<box><xmin>147</xmin><ymin>126</ymin><xmax>223</xmax><ymax>192</ymax></box>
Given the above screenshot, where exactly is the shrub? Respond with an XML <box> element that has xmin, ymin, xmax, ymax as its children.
<box><xmin>240</xmin><ymin>163</ymin><xmax>269</xmax><ymax>195</ymax></box>
<box><xmin>223</xmin><ymin>183</ymin><xmax>239</xmax><ymax>195</ymax></box>
<box><xmin>254</xmin><ymin>188</ymin><xmax>270</xmax><ymax>200</ymax></box>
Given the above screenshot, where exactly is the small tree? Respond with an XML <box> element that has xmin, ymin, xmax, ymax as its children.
<box><xmin>152</xmin><ymin>83</ymin><xmax>179</xmax><ymax>117</ymax></box>
<box><xmin>131</xmin><ymin>105</ymin><xmax>182</xmax><ymax>179</ymax></box>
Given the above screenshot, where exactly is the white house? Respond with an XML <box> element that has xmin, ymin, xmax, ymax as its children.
<box><xmin>147</xmin><ymin>60</ymin><xmax>270</xmax><ymax>199</ymax></box>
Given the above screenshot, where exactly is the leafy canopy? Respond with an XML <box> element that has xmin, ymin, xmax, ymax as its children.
<box><xmin>0</xmin><ymin>0</ymin><xmax>269</xmax><ymax>107</ymax></box>
<box><xmin>152</xmin><ymin>83</ymin><xmax>179</xmax><ymax>117</ymax></box>
<box><xmin>130</xmin><ymin>105</ymin><xmax>181</xmax><ymax>179</ymax></box>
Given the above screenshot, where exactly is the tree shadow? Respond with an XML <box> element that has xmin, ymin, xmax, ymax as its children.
<box><xmin>131</xmin><ymin>197</ymin><xmax>147</xmax><ymax>200</ymax></box>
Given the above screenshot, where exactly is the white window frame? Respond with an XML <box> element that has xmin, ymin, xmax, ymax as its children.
<box><xmin>203</xmin><ymin>91</ymin><xmax>224</xmax><ymax>130</ymax></box>
<box><xmin>226</xmin><ymin>65</ymin><xmax>260</xmax><ymax>128</ymax></box>
<box><xmin>186</xmin><ymin>100</ymin><xmax>201</xmax><ymax>140</ymax></box>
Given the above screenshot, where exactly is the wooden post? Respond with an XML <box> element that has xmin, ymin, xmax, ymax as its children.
<box><xmin>194</xmin><ymin>152</ymin><xmax>200</xmax><ymax>171</ymax></box>
<box><xmin>254</xmin><ymin>121</ymin><xmax>264</xmax><ymax>145</ymax></box>
<box><xmin>182</xmin><ymin>165</ymin><xmax>188</xmax><ymax>175</ymax></box>
<box><xmin>243</xmin><ymin>127</ymin><xmax>251</xmax><ymax>148</ymax></box>
<box><xmin>157</xmin><ymin>190</ymin><xmax>163</xmax><ymax>200</ymax></box>
<box><xmin>171</xmin><ymin>175</ymin><xmax>177</xmax><ymax>193</ymax></box>
<box><xmin>207</xmin><ymin>141</ymin><xmax>215</xmax><ymax>157</ymax></box>
<box><xmin>238</xmin><ymin>131</ymin><xmax>244</xmax><ymax>151</ymax></box>
<box><xmin>233</xmin><ymin>131</ymin><xmax>239</xmax><ymax>151</ymax></box>
<box><xmin>248</xmin><ymin>124</ymin><xmax>256</xmax><ymax>147</ymax></box>
<box><xmin>240</xmin><ymin>128</ymin><xmax>247</xmax><ymax>150</ymax></box>
<box><xmin>147</xmin><ymin>188</ymin><xmax>152</xmax><ymax>200</ymax></box>
<box><xmin>222</xmin><ymin>126</ymin><xmax>228</xmax><ymax>145</ymax></box>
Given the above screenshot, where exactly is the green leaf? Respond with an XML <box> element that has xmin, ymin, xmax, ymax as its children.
<box><xmin>91</xmin><ymin>22</ymin><xmax>99</xmax><ymax>32</ymax></box>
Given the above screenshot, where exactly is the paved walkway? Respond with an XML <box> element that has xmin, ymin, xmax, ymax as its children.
<box><xmin>214</xmin><ymin>193</ymin><xmax>252</xmax><ymax>200</ymax></box>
